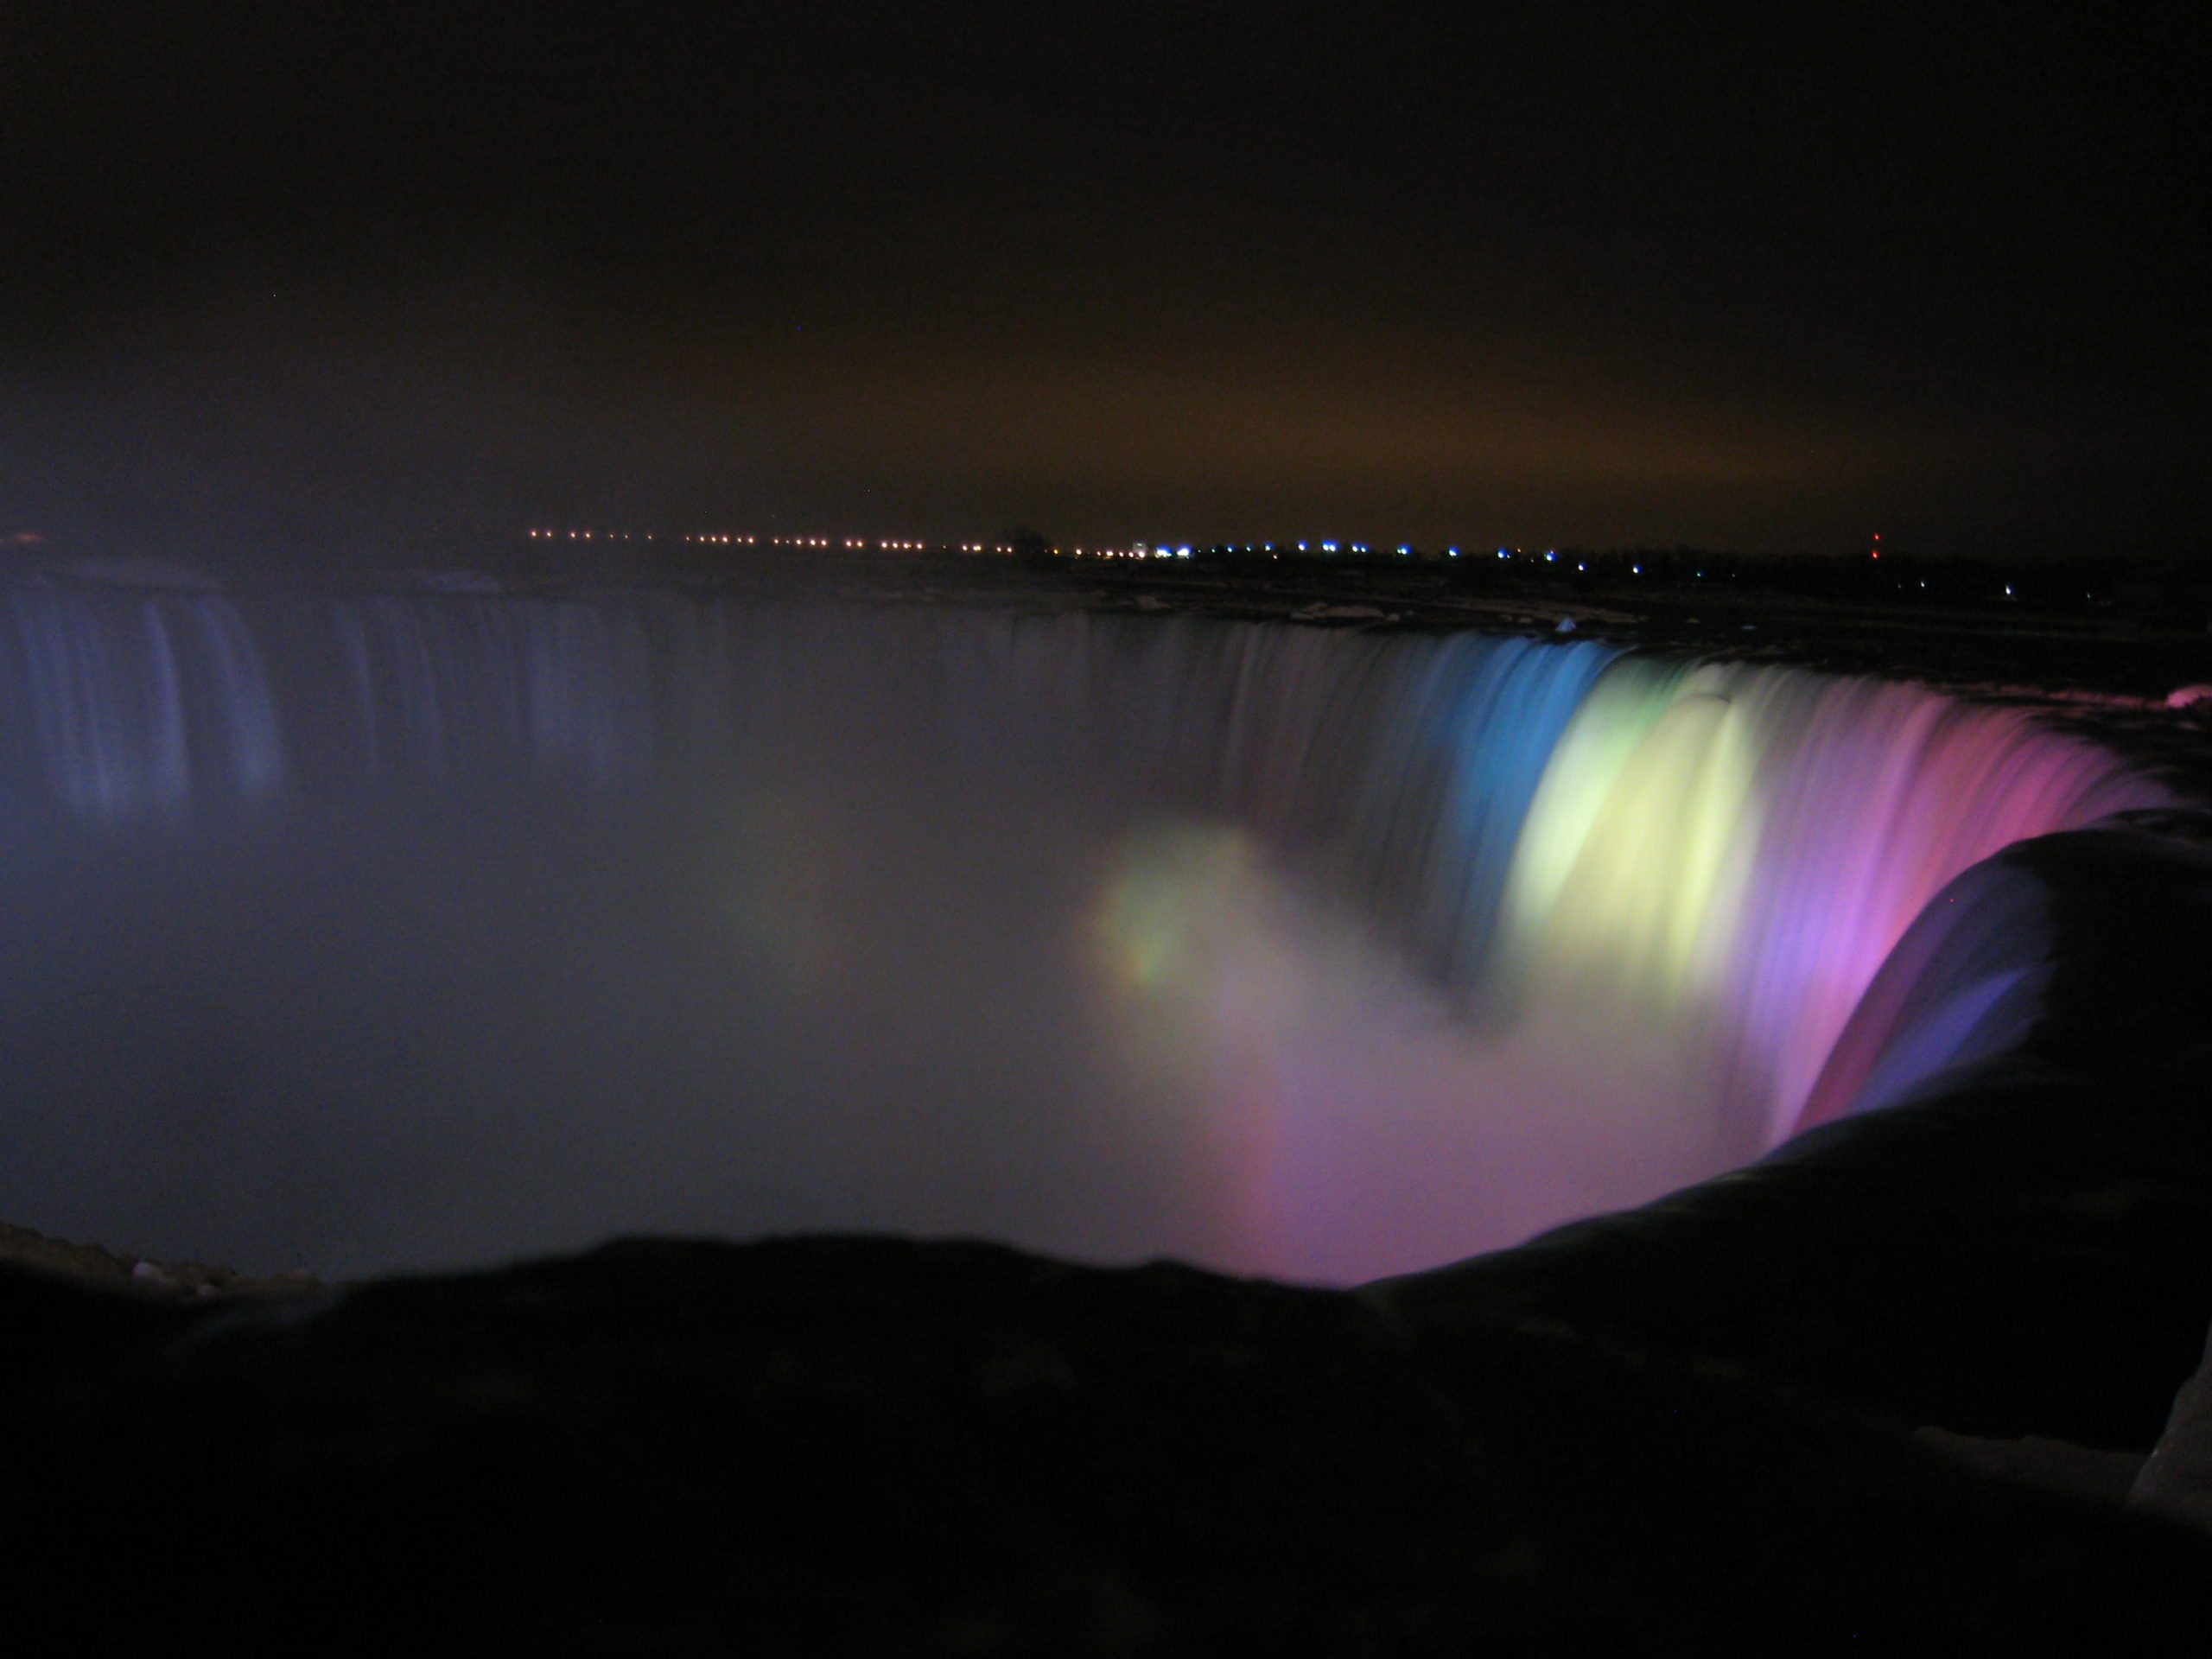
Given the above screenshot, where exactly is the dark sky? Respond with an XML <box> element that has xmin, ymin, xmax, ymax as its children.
<box><xmin>3</xmin><ymin>4</ymin><xmax>2206</xmax><ymax>557</ymax></box>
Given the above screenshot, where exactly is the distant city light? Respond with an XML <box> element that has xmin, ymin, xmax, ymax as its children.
<box><xmin>506</xmin><ymin>526</ymin><xmax>1846</xmax><ymax>587</ymax></box>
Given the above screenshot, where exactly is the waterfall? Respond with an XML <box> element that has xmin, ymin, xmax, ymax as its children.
<box><xmin>0</xmin><ymin>574</ymin><xmax>2168</xmax><ymax>1281</ymax></box>
<box><xmin>2</xmin><ymin>585</ymin><xmax>283</xmax><ymax>816</ymax></box>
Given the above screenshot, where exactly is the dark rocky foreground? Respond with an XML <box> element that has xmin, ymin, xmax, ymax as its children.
<box><xmin>3</xmin><ymin>1228</ymin><xmax>2205</xmax><ymax>1656</ymax></box>
<box><xmin>10</xmin><ymin>817</ymin><xmax>2212</xmax><ymax>1653</ymax></box>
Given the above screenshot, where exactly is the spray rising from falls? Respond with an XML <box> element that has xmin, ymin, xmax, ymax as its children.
<box><xmin>0</xmin><ymin>575</ymin><xmax>2166</xmax><ymax>1281</ymax></box>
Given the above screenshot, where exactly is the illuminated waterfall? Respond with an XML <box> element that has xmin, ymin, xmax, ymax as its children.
<box><xmin>1484</xmin><ymin>656</ymin><xmax>2162</xmax><ymax>1142</ymax></box>
<box><xmin>2</xmin><ymin>585</ymin><xmax>282</xmax><ymax>816</ymax></box>
<box><xmin>0</xmin><ymin>575</ymin><xmax>2168</xmax><ymax>1281</ymax></box>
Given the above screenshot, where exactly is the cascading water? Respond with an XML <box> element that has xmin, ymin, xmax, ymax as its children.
<box><xmin>0</xmin><ymin>571</ymin><xmax>2166</xmax><ymax>1281</ymax></box>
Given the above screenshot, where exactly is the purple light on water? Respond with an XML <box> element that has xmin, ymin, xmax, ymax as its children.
<box><xmin>0</xmin><ymin>575</ymin><xmax>2168</xmax><ymax>1281</ymax></box>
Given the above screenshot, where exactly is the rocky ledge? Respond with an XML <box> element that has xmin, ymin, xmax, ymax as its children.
<box><xmin>0</xmin><ymin>1219</ymin><xmax>321</xmax><ymax>1300</ymax></box>
<box><xmin>3</xmin><ymin>1218</ymin><xmax>2209</xmax><ymax>1656</ymax></box>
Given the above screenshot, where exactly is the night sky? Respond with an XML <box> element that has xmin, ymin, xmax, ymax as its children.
<box><xmin>4</xmin><ymin>5</ymin><xmax>2206</xmax><ymax>558</ymax></box>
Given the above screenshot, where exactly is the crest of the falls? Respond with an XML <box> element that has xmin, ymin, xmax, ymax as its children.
<box><xmin>0</xmin><ymin>576</ymin><xmax>2166</xmax><ymax>1280</ymax></box>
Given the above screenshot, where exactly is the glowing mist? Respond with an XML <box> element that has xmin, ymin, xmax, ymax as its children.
<box><xmin>0</xmin><ymin>580</ymin><xmax>2165</xmax><ymax>1280</ymax></box>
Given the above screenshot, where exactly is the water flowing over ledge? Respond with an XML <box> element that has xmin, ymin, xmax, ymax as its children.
<box><xmin>0</xmin><ymin>575</ymin><xmax>2172</xmax><ymax>1281</ymax></box>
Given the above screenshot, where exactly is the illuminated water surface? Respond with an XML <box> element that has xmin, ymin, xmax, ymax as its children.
<box><xmin>0</xmin><ymin>586</ymin><xmax>2160</xmax><ymax>1280</ymax></box>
